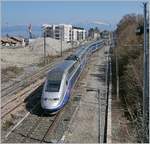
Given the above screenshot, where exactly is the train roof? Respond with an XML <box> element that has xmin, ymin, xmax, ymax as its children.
<box><xmin>65</xmin><ymin>46</ymin><xmax>86</xmax><ymax>61</ymax></box>
<box><xmin>47</xmin><ymin>60</ymin><xmax>75</xmax><ymax>81</ymax></box>
<box><xmin>74</xmin><ymin>46</ymin><xmax>85</xmax><ymax>55</ymax></box>
<box><xmin>89</xmin><ymin>40</ymin><xmax>104</xmax><ymax>46</ymax></box>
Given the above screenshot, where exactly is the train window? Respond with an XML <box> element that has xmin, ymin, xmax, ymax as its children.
<box><xmin>76</xmin><ymin>57</ymin><xmax>79</xmax><ymax>61</ymax></box>
<box><xmin>45</xmin><ymin>80</ymin><xmax>61</xmax><ymax>92</ymax></box>
<box><xmin>68</xmin><ymin>65</ymin><xmax>75</xmax><ymax>74</ymax></box>
<box><xmin>67</xmin><ymin>64</ymin><xmax>77</xmax><ymax>79</ymax></box>
<box><xmin>66</xmin><ymin>80</ymin><xmax>68</xmax><ymax>85</ymax></box>
<box><xmin>74</xmin><ymin>61</ymin><xmax>78</xmax><ymax>69</ymax></box>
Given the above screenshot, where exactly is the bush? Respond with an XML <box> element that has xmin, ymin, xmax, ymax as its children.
<box><xmin>112</xmin><ymin>13</ymin><xmax>147</xmax><ymax>142</ymax></box>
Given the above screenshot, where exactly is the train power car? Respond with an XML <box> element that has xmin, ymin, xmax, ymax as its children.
<box><xmin>41</xmin><ymin>40</ymin><xmax>104</xmax><ymax>113</ymax></box>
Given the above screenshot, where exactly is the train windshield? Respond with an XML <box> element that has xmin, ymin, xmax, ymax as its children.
<box><xmin>45</xmin><ymin>80</ymin><xmax>61</xmax><ymax>92</ymax></box>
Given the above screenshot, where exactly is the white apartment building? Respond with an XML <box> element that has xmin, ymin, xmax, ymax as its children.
<box><xmin>56</xmin><ymin>24</ymin><xmax>72</xmax><ymax>42</ymax></box>
<box><xmin>72</xmin><ymin>26</ymin><xmax>86</xmax><ymax>41</ymax></box>
<box><xmin>42</xmin><ymin>24</ymin><xmax>86</xmax><ymax>42</ymax></box>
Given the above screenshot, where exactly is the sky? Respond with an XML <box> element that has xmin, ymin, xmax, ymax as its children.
<box><xmin>1</xmin><ymin>1</ymin><xmax>147</xmax><ymax>29</ymax></box>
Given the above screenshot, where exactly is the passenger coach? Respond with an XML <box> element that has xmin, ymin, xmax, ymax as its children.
<box><xmin>41</xmin><ymin>40</ymin><xmax>104</xmax><ymax>113</ymax></box>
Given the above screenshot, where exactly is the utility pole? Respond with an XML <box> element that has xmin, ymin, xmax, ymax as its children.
<box><xmin>6</xmin><ymin>22</ymin><xmax>8</xmax><ymax>38</ymax></box>
<box><xmin>143</xmin><ymin>2</ymin><xmax>149</xmax><ymax>142</ymax></box>
<box><xmin>60</xmin><ymin>26</ymin><xmax>63</xmax><ymax>57</ymax></box>
<box><xmin>72</xmin><ymin>30</ymin><xmax>73</xmax><ymax>49</ymax></box>
<box><xmin>44</xmin><ymin>31</ymin><xmax>46</xmax><ymax>64</ymax></box>
<box><xmin>116</xmin><ymin>39</ymin><xmax>119</xmax><ymax>101</ymax></box>
<box><xmin>28</xmin><ymin>24</ymin><xmax>32</xmax><ymax>39</ymax></box>
<box><xmin>114</xmin><ymin>30</ymin><xmax>119</xmax><ymax>101</ymax></box>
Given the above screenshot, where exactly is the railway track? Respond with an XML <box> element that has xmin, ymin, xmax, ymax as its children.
<box><xmin>40</xmin><ymin>112</ymin><xmax>62</xmax><ymax>143</ymax></box>
<box><xmin>18</xmin><ymin>111</ymin><xmax>61</xmax><ymax>143</ymax></box>
<box><xmin>3</xmin><ymin>99</ymin><xmax>64</xmax><ymax>143</ymax></box>
<box><xmin>1</xmin><ymin>42</ymin><xmax>89</xmax><ymax>97</ymax></box>
<box><xmin>1</xmin><ymin>61</ymin><xmax>58</xmax><ymax>118</ymax></box>
<box><xmin>3</xmin><ymin>91</ymin><xmax>81</xmax><ymax>143</ymax></box>
<box><xmin>4</xmin><ymin>102</ymin><xmax>42</xmax><ymax>139</ymax></box>
<box><xmin>1</xmin><ymin>78</ymin><xmax>44</xmax><ymax>119</ymax></box>
<box><xmin>2</xmin><ymin>56</ymin><xmax>66</xmax><ymax>98</ymax></box>
<box><xmin>1</xmin><ymin>46</ymin><xmax>80</xmax><ymax>98</ymax></box>
<box><xmin>1</xmin><ymin>47</ymin><xmax>78</xmax><ymax>119</ymax></box>
<box><xmin>1</xmin><ymin>60</ymin><xmax>60</xmax><ymax>119</ymax></box>
<box><xmin>2</xmin><ymin>46</ymin><xmax>91</xmax><ymax>143</ymax></box>
<box><xmin>2</xmin><ymin>43</ymin><xmax>103</xmax><ymax>143</ymax></box>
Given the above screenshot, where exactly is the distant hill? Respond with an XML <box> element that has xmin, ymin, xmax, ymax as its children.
<box><xmin>1</xmin><ymin>25</ymin><xmax>42</xmax><ymax>38</ymax></box>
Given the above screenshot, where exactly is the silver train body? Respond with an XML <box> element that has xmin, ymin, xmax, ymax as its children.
<box><xmin>41</xmin><ymin>40</ymin><xmax>104</xmax><ymax>113</ymax></box>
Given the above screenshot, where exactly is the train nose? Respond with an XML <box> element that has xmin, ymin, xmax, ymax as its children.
<box><xmin>41</xmin><ymin>92</ymin><xmax>60</xmax><ymax>109</ymax></box>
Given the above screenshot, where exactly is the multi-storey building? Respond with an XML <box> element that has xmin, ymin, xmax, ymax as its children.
<box><xmin>72</xmin><ymin>26</ymin><xmax>86</xmax><ymax>41</ymax></box>
<box><xmin>42</xmin><ymin>24</ymin><xmax>86</xmax><ymax>42</ymax></box>
<box><xmin>88</xmin><ymin>28</ymin><xmax>101</xmax><ymax>40</ymax></box>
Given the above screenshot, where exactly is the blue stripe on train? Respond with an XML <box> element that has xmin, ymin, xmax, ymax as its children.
<box><xmin>46</xmin><ymin>43</ymin><xmax>104</xmax><ymax>112</ymax></box>
<box><xmin>48</xmin><ymin>64</ymin><xmax>83</xmax><ymax>112</ymax></box>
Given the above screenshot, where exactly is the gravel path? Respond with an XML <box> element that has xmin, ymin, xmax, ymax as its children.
<box><xmin>63</xmin><ymin>46</ymin><xmax>108</xmax><ymax>143</ymax></box>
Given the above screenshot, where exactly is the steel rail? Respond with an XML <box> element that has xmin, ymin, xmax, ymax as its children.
<box><xmin>1</xmin><ymin>46</ymin><xmax>81</xmax><ymax>120</ymax></box>
<box><xmin>1</xmin><ymin>78</ymin><xmax>44</xmax><ymax>119</ymax></box>
<box><xmin>40</xmin><ymin>112</ymin><xmax>61</xmax><ymax>143</ymax></box>
<box><xmin>1</xmin><ymin>60</ymin><xmax>59</xmax><ymax>97</ymax></box>
<box><xmin>5</xmin><ymin>101</ymin><xmax>41</xmax><ymax>139</ymax></box>
<box><xmin>1</xmin><ymin>47</ymin><xmax>77</xmax><ymax>98</ymax></box>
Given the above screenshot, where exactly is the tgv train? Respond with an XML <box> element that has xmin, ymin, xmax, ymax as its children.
<box><xmin>41</xmin><ymin>40</ymin><xmax>104</xmax><ymax>113</ymax></box>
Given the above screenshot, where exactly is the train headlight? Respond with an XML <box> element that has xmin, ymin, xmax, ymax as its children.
<box><xmin>43</xmin><ymin>98</ymin><xmax>59</xmax><ymax>101</ymax></box>
<box><xmin>53</xmin><ymin>98</ymin><xmax>59</xmax><ymax>101</ymax></box>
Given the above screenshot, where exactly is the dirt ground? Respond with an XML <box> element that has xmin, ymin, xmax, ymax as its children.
<box><xmin>63</xmin><ymin>46</ymin><xmax>108</xmax><ymax>143</ymax></box>
<box><xmin>1</xmin><ymin>37</ymin><xmax>71</xmax><ymax>69</ymax></box>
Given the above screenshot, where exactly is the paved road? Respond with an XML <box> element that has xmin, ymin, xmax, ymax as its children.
<box><xmin>63</xmin><ymin>46</ymin><xmax>109</xmax><ymax>143</ymax></box>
